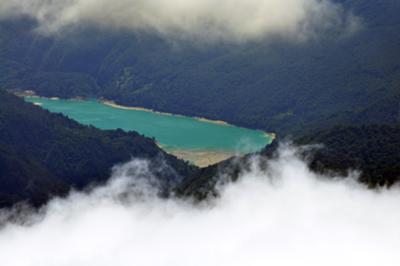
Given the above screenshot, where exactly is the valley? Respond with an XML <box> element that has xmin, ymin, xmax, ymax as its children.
<box><xmin>25</xmin><ymin>96</ymin><xmax>273</xmax><ymax>167</ymax></box>
<box><xmin>0</xmin><ymin>0</ymin><xmax>400</xmax><ymax>264</ymax></box>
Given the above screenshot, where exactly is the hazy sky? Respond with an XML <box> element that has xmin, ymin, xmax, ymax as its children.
<box><xmin>0</xmin><ymin>145</ymin><xmax>399</xmax><ymax>266</ymax></box>
<box><xmin>0</xmin><ymin>0</ymin><xmax>359</xmax><ymax>42</ymax></box>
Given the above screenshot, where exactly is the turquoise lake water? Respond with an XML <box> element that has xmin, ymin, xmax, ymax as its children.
<box><xmin>25</xmin><ymin>97</ymin><xmax>272</xmax><ymax>154</ymax></box>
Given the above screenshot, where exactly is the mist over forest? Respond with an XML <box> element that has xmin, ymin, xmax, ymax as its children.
<box><xmin>1</xmin><ymin>146</ymin><xmax>400</xmax><ymax>266</ymax></box>
<box><xmin>0</xmin><ymin>0</ymin><xmax>399</xmax><ymax>265</ymax></box>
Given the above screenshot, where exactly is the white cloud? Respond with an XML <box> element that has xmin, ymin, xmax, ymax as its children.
<box><xmin>0</xmin><ymin>0</ymin><xmax>359</xmax><ymax>42</ymax></box>
<box><xmin>0</xmin><ymin>145</ymin><xmax>399</xmax><ymax>266</ymax></box>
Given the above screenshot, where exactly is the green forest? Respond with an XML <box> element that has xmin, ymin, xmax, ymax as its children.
<box><xmin>0</xmin><ymin>0</ymin><xmax>399</xmax><ymax>206</ymax></box>
<box><xmin>0</xmin><ymin>1</ymin><xmax>399</xmax><ymax>135</ymax></box>
<box><xmin>0</xmin><ymin>89</ymin><xmax>195</xmax><ymax>207</ymax></box>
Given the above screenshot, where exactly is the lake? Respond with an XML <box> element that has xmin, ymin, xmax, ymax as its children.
<box><xmin>25</xmin><ymin>97</ymin><xmax>272</xmax><ymax>166</ymax></box>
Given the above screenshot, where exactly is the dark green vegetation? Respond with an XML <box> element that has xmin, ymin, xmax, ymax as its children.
<box><xmin>297</xmin><ymin>125</ymin><xmax>400</xmax><ymax>187</ymax></box>
<box><xmin>0</xmin><ymin>89</ymin><xmax>195</xmax><ymax>208</ymax></box>
<box><xmin>177</xmin><ymin>125</ymin><xmax>400</xmax><ymax>197</ymax></box>
<box><xmin>0</xmin><ymin>0</ymin><xmax>400</xmax><ymax>206</ymax></box>
<box><xmin>0</xmin><ymin>1</ymin><xmax>399</xmax><ymax>135</ymax></box>
<box><xmin>175</xmin><ymin>141</ymin><xmax>280</xmax><ymax>200</ymax></box>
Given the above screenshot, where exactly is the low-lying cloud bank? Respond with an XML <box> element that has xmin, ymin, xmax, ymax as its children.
<box><xmin>0</xmin><ymin>145</ymin><xmax>399</xmax><ymax>266</ymax></box>
<box><xmin>0</xmin><ymin>0</ymin><xmax>359</xmax><ymax>42</ymax></box>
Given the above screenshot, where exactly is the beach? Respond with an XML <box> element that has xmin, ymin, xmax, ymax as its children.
<box><xmin>165</xmin><ymin>149</ymin><xmax>235</xmax><ymax>167</ymax></box>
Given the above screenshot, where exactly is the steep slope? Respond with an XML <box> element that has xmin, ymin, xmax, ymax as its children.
<box><xmin>0</xmin><ymin>89</ymin><xmax>195</xmax><ymax>207</ymax></box>
<box><xmin>0</xmin><ymin>0</ymin><xmax>399</xmax><ymax>135</ymax></box>
<box><xmin>296</xmin><ymin>124</ymin><xmax>400</xmax><ymax>187</ymax></box>
<box><xmin>177</xmin><ymin>124</ymin><xmax>400</xmax><ymax>198</ymax></box>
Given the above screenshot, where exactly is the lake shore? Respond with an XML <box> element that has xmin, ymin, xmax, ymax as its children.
<box><xmin>100</xmin><ymin>99</ymin><xmax>230</xmax><ymax>126</ymax></box>
<box><xmin>99</xmin><ymin>100</ymin><xmax>278</xmax><ymax>137</ymax></box>
<box><xmin>265</xmin><ymin>132</ymin><xmax>276</xmax><ymax>141</ymax></box>
<box><xmin>24</xmin><ymin>95</ymin><xmax>275</xmax><ymax>138</ymax></box>
<box><xmin>24</xmin><ymin>94</ymin><xmax>276</xmax><ymax>167</ymax></box>
<box><xmin>164</xmin><ymin>148</ymin><xmax>235</xmax><ymax>168</ymax></box>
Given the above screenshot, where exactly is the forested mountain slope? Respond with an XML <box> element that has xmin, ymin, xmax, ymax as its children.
<box><xmin>177</xmin><ymin>124</ymin><xmax>400</xmax><ymax>198</ymax></box>
<box><xmin>0</xmin><ymin>0</ymin><xmax>399</xmax><ymax>135</ymax></box>
<box><xmin>0</xmin><ymin>89</ymin><xmax>195</xmax><ymax>207</ymax></box>
<box><xmin>297</xmin><ymin>124</ymin><xmax>400</xmax><ymax>187</ymax></box>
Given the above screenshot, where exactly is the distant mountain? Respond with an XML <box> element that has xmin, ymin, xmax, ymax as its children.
<box><xmin>0</xmin><ymin>0</ymin><xmax>399</xmax><ymax>135</ymax></box>
<box><xmin>0</xmin><ymin>89</ymin><xmax>196</xmax><ymax>208</ymax></box>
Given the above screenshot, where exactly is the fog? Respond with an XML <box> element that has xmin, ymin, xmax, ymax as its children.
<box><xmin>0</xmin><ymin>145</ymin><xmax>399</xmax><ymax>266</ymax></box>
<box><xmin>0</xmin><ymin>0</ymin><xmax>359</xmax><ymax>42</ymax></box>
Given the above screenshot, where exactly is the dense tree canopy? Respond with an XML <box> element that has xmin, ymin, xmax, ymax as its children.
<box><xmin>0</xmin><ymin>1</ymin><xmax>398</xmax><ymax>135</ymax></box>
<box><xmin>0</xmin><ymin>89</ymin><xmax>196</xmax><ymax>207</ymax></box>
<box><xmin>0</xmin><ymin>0</ymin><xmax>399</xmax><ymax>206</ymax></box>
<box><xmin>297</xmin><ymin>124</ymin><xmax>400</xmax><ymax>187</ymax></box>
<box><xmin>177</xmin><ymin>124</ymin><xmax>400</xmax><ymax>198</ymax></box>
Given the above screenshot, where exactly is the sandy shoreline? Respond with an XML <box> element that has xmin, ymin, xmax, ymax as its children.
<box><xmin>101</xmin><ymin>100</ymin><xmax>176</xmax><ymax>116</ymax></box>
<box><xmin>24</xmin><ymin>95</ymin><xmax>276</xmax><ymax>166</ymax></box>
<box><xmin>25</xmin><ymin>95</ymin><xmax>275</xmax><ymax>137</ymax></box>
<box><xmin>154</xmin><ymin>142</ymin><xmax>231</xmax><ymax>167</ymax></box>
<box><xmin>193</xmin><ymin>117</ymin><xmax>229</xmax><ymax>126</ymax></box>
<box><xmin>100</xmin><ymin>100</ymin><xmax>280</xmax><ymax>138</ymax></box>
<box><xmin>165</xmin><ymin>148</ymin><xmax>235</xmax><ymax>168</ymax></box>
<box><xmin>100</xmin><ymin>99</ymin><xmax>231</xmax><ymax>126</ymax></box>
<box><xmin>167</xmin><ymin>132</ymin><xmax>275</xmax><ymax>167</ymax></box>
<box><xmin>101</xmin><ymin>100</ymin><xmax>277</xmax><ymax>137</ymax></box>
<box><xmin>265</xmin><ymin>132</ymin><xmax>276</xmax><ymax>141</ymax></box>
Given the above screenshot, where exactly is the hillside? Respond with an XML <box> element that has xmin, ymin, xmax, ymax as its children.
<box><xmin>177</xmin><ymin>124</ymin><xmax>400</xmax><ymax>198</ymax></box>
<box><xmin>0</xmin><ymin>89</ymin><xmax>195</xmax><ymax>207</ymax></box>
<box><xmin>0</xmin><ymin>0</ymin><xmax>399</xmax><ymax>205</ymax></box>
<box><xmin>296</xmin><ymin>124</ymin><xmax>400</xmax><ymax>187</ymax></box>
<box><xmin>0</xmin><ymin>0</ymin><xmax>399</xmax><ymax>135</ymax></box>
